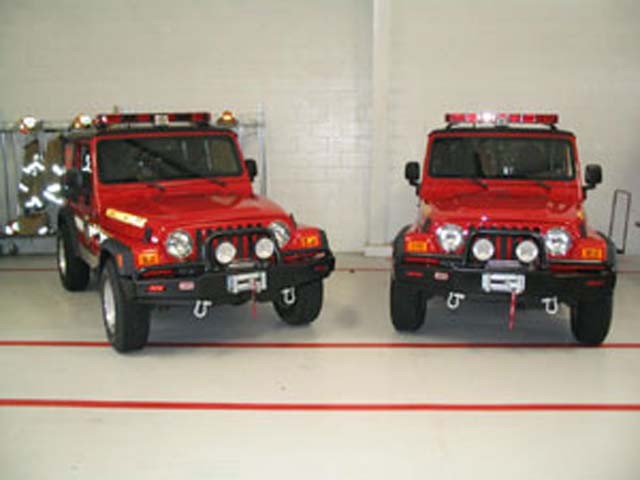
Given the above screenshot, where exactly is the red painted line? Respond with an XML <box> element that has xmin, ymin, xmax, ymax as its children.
<box><xmin>1</xmin><ymin>398</ymin><xmax>639</xmax><ymax>412</ymax></box>
<box><xmin>0</xmin><ymin>267</ymin><xmax>57</xmax><ymax>272</ymax></box>
<box><xmin>1</xmin><ymin>340</ymin><xmax>640</xmax><ymax>349</ymax></box>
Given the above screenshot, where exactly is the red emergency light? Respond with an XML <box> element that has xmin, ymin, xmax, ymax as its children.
<box><xmin>93</xmin><ymin>112</ymin><xmax>211</xmax><ymax>128</ymax></box>
<box><xmin>445</xmin><ymin>112</ymin><xmax>558</xmax><ymax>126</ymax></box>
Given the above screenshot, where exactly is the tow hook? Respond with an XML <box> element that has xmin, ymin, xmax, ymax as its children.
<box><xmin>193</xmin><ymin>300</ymin><xmax>213</xmax><ymax>319</ymax></box>
<box><xmin>541</xmin><ymin>296</ymin><xmax>559</xmax><ymax>315</ymax></box>
<box><xmin>446</xmin><ymin>292</ymin><xmax>466</xmax><ymax>311</ymax></box>
<box><xmin>282</xmin><ymin>287</ymin><xmax>296</xmax><ymax>306</ymax></box>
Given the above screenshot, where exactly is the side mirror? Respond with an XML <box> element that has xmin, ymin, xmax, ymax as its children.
<box><xmin>583</xmin><ymin>164</ymin><xmax>602</xmax><ymax>195</ymax></box>
<box><xmin>404</xmin><ymin>162</ymin><xmax>420</xmax><ymax>190</ymax></box>
<box><xmin>63</xmin><ymin>170</ymin><xmax>82</xmax><ymax>201</ymax></box>
<box><xmin>245</xmin><ymin>159</ymin><xmax>257</xmax><ymax>182</ymax></box>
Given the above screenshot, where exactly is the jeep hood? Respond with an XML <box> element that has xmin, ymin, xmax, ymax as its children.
<box><xmin>428</xmin><ymin>189</ymin><xmax>580</xmax><ymax>225</ymax></box>
<box><xmin>105</xmin><ymin>192</ymin><xmax>288</xmax><ymax>230</ymax></box>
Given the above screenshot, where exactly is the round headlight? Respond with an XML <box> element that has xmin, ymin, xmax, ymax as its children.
<box><xmin>165</xmin><ymin>230</ymin><xmax>193</xmax><ymax>259</ymax></box>
<box><xmin>515</xmin><ymin>239</ymin><xmax>539</xmax><ymax>263</ymax></box>
<box><xmin>215</xmin><ymin>241</ymin><xmax>237</xmax><ymax>264</ymax></box>
<box><xmin>545</xmin><ymin>228</ymin><xmax>571</xmax><ymax>256</ymax></box>
<box><xmin>435</xmin><ymin>224</ymin><xmax>465</xmax><ymax>253</ymax></box>
<box><xmin>268</xmin><ymin>221</ymin><xmax>291</xmax><ymax>248</ymax></box>
<box><xmin>472</xmin><ymin>238</ymin><xmax>494</xmax><ymax>261</ymax></box>
<box><xmin>255</xmin><ymin>237</ymin><xmax>275</xmax><ymax>260</ymax></box>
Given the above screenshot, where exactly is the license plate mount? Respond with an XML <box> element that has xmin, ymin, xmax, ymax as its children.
<box><xmin>226</xmin><ymin>271</ymin><xmax>267</xmax><ymax>294</ymax></box>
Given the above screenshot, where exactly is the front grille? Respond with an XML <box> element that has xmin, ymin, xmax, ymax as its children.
<box><xmin>467</xmin><ymin>225</ymin><xmax>544</xmax><ymax>265</ymax></box>
<box><xmin>196</xmin><ymin>223</ymin><xmax>270</xmax><ymax>262</ymax></box>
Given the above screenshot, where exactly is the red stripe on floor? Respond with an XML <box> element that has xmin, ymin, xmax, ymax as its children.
<box><xmin>1</xmin><ymin>340</ymin><xmax>640</xmax><ymax>349</ymax></box>
<box><xmin>1</xmin><ymin>398</ymin><xmax>639</xmax><ymax>412</ymax></box>
<box><xmin>0</xmin><ymin>267</ymin><xmax>58</xmax><ymax>272</ymax></box>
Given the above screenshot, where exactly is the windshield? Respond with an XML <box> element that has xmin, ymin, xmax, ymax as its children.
<box><xmin>97</xmin><ymin>135</ymin><xmax>242</xmax><ymax>184</ymax></box>
<box><xmin>429</xmin><ymin>136</ymin><xmax>575</xmax><ymax>180</ymax></box>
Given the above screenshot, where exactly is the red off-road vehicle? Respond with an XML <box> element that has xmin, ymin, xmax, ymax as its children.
<box><xmin>392</xmin><ymin>113</ymin><xmax>616</xmax><ymax>345</ymax></box>
<box><xmin>57</xmin><ymin>112</ymin><xmax>334</xmax><ymax>352</ymax></box>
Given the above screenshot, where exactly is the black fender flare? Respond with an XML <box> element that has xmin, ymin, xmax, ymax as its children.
<box><xmin>392</xmin><ymin>225</ymin><xmax>411</xmax><ymax>266</ymax></box>
<box><xmin>597</xmin><ymin>230</ymin><xmax>617</xmax><ymax>271</ymax></box>
<box><xmin>100</xmin><ymin>239</ymin><xmax>136</xmax><ymax>277</ymax></box>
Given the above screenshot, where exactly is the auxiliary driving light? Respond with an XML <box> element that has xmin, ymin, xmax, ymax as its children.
<box><xmin>254</xmin><ymin>237</ymin><xmax>275</xmax><ymax>260</ymax></box>
<box><xmin>472</xmin><ymin>238</ymin><xmax>494</xmax><ymax>261</ymax></box>
<box><xmin>515</xmin><ymin>239</ymin><xmax>539</xmax><ymax>263</ymax></box>
<box><xmin>215</xmin><ymin>241</ymin><xmax>237</xmax><ymax>264</ymax></box>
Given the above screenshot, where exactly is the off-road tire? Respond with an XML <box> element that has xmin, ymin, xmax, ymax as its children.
<box><xmin>100</xmin><ymin>259</ymin><xmax>150</xmax><ymax>352</ymax></box>
<box><xmin>390</xmin><ymin>279</ymin><xmax>426</xmax><ymax>332</ymax></box>
<box><xmin>273</xmin><ymin>281</ymin><xmax>323</xmax><ymax>326</ymax></box>
<box><xmin>570</xmin><ymin>295</ymin><xmax>613</xmax><ymax>346</ymax></box>
<box><xmin>57</xmin><ymin>226</ymin><xmax>90</xmax><ymax>291</ymax></box>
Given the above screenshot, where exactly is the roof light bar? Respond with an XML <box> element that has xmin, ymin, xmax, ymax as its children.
<box><xmin>93</xmin><ymin>112</ymin><xmax>211</xmax><ymax>128</ymax></box>
<box><xmin>445</xmin><ymin>112</ymin><xmax>559</xmax><ymax>126</ymax></box>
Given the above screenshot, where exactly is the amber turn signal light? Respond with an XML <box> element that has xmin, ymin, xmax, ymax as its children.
<box><xmin>138</xmin><ymin>250</ymin><xmax>160</xmax><ymax>266</ymax></box>
<box><xmin>406</xmin><ymin>240</ymin><xmax>428</xmax><ymax>253</ymax></box>
<box><xmin>580</xmin><ymin>247</ymin><xmax>604</xmax><ymax>261</ymax></box>
<box><xmin>300</xmin><ymin>234</ymin><xmax>321</xmax><ymax>249</ymax></box>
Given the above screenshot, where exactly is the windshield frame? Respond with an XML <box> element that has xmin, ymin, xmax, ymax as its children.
<box><xmin>95</xmin><ymin>131</ymin><xmax>244</xmax><ymax>185</ymax></box>
<box><xmin>427</xmin><ymin>132</ymin><xmax>577</xmax><ymax>182</ymax></box>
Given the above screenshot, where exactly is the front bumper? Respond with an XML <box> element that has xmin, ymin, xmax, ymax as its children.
<box><xmin>394</xmin><ymin>262</ymin><xmax>616</xmax><ymax>304</ymax></box>
<box><xmin>122</xmin><ymin>253</ymin><xmax>335</xmax><ymax>306</ymax></box>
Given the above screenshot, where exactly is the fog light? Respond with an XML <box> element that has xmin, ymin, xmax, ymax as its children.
<box><xmin>472</xmin><ymin>238</ymin><xmax>494</xmax><ymax>261</ymax></box>
<box><xmin>515</xmin><ymin>240</ymin><xmax>539</xmax><ymax>263</ymax></box>
<box><xmin>255</xmin><ymin>237</ymin><xmax>275</xmax><ymax>260</ymax></box>
<box><xmin>215</xmin><ymin>241</ymin><xmax>236</xmax><ymax>264</ymax></box>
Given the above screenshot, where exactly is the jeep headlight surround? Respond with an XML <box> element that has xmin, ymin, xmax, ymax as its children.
<box><xmin>268</xmin><ymin>220</ymin><xmax>291</xmax><ymax>248</ymax></box>
<box><xmin>435</xmin><ymin>223</ymin><xmax>465</xmax><ymax>253</ymax></box>
<box><xmin>545</xmin><ymin>227</ymin><xmax>572</xmax><ymax>256</ymax></box>
<box><xmin>165</xmin><ymin>230</ymin><xmax>193</xmax><ymax>259</ymax></box>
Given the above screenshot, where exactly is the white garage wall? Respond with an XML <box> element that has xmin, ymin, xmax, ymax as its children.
<box><xmin>2</xmin><ymin>0</ymin><xmax>639</xmax><ymax>254</ymax></box>
<box><xmin>0</xmin><ymin>0</ymin><xmax>372</xmax><ymax>251</ymax></box>
<box><xmin>387</xmin><ymin>0</ymin><xmax>640</xmax><ymax>254</ymax></box>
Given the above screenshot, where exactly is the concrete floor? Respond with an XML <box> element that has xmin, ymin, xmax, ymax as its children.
<box><xmin>1</xmin><ymin>253</ymin><xmax>639</xmax><ymax>479</ymax></box>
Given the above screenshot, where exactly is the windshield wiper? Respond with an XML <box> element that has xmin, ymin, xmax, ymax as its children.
<box><xmin>143</xmin><ymin>180</ymin><xmax>166</xmax><ymax>192</ymax></box>
<box><xmin>467</xmin><ymin>177</ymin><xmax>489</xmax><ymax>190</ymax></box>
<box><xmin>519</xmin><ymin>176</ymin><xmax>552</xmax><ymax>191</ymax></box>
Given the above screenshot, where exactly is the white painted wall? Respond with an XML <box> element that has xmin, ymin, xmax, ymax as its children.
<box><xmin>387</xmin><ymin>0</ymin><xmax>640</xmax><ymax>254</ymax></box>
<box><xmin>0</xmin><ymin>0</ymin><xmax>372</xmax><ymax>251</ymax></box>
<box><xmin>2</xmin><ymin>0</ymin><xmax>639</xmax><ymax>253</ymax></box>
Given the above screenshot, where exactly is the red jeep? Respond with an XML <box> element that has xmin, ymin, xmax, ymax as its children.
<box><xmin>57</xmin><ymin>112</ymin><xmax>334</xmax><ymax>352</ymax></box>
<box><xmin>392</xmin><ymin>113</ymin><xmax>616</xmax><ymax>345</ymax></box>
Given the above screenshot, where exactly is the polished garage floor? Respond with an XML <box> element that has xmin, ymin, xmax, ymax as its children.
<box><xmin>1</xmin><ymin>253</ymin><xmax>639</xmax><ymax>479</ymax></box>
